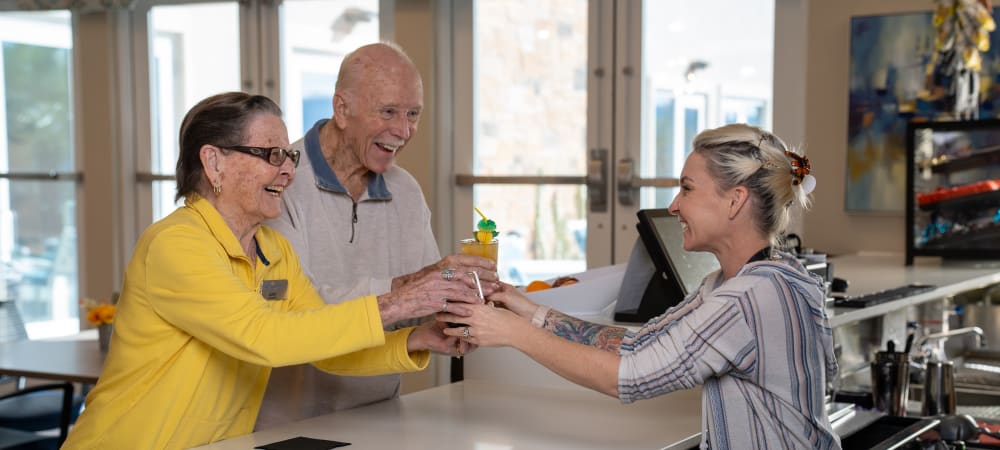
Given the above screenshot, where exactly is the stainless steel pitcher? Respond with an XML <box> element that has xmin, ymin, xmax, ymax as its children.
<box><xmin>871</xmin><ymin>351</ymin><xmax>910</xmax><ymax>416</ymax></box>
<box><xmin>922</xmin><ymin>360</ymin><xmax>956</xmax><ymax>416</ymax></box>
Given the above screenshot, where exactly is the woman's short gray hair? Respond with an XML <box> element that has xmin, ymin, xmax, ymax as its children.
<box><xmin>175</xmin><ymin>92</ymin><xmax>283</xmax><ymax>201</ymax></box>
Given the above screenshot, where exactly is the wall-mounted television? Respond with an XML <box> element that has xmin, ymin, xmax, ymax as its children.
<box><xmin>906</xmin><ymin>119</ymin><xmax>1000</xmax><ymax>265</ymax></box>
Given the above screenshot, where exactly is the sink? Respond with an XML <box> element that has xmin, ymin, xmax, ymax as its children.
<box><xmin>954</xmin><ymin>352</ymin><xmax>1000</xmax><ymax>384</ymax></box>
<box><xmin>909</xmin><ymin>385</ymin><xmax>1000</xmax><ymax>408</ymax></box>
<box><xmin>953</xmin><ymin>351</ymin><xmax>1000</xmax><ymax>412</ymax></box>
<box><xmin>955</xmin><ymin>389</ymin><xmax>1000</xmax><ymax>407</ymax></box>
<box><xmin>832</xmin><ymin>351</ymin><xmax>1000</xmax><ymax>426</ymax></box>
<box><xmin>908</xmin><ymin>351</ymin><xmax>1000</xmax><ymax>414</ymax></box>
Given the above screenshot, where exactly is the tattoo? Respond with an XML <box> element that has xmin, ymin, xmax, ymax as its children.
<box><xmin>543</xmin><ymin>310</ymin><xmax>626</xmax><ymax>353</ymax></box>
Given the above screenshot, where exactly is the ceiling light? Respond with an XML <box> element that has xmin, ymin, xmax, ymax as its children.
<box><xmin>685</xmin><ymin>60</ymin><xmax>708</xmax><ymax>81</ymax></box>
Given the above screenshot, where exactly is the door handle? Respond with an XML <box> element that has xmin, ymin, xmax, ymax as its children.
<box><xmin>617</xmin><ymin>157</ymin><xmax>679</xmax><ymax>206</ymax></box>
<box><xmin>588</xmin><ymin>148</ymin><xmax>608</xmax><ymax>212</ymax></box>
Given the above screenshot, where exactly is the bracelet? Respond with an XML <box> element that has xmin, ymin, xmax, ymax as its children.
<box><xmin>531</xmin><ymin>305</ymin><xmax>551</xmax><ymax>328</ymax></box>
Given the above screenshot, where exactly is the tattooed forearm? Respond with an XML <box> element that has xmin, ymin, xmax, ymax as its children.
<box><xmin>543</xmin><ymin>310</ymin><xmax>626</xmax><ymax>352</ymax></box>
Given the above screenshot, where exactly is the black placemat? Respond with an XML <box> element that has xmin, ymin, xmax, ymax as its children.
<box><xmin>255</xmin><ymin>436</ymin><xmax>350</xmax><ymax>450</ymax></box>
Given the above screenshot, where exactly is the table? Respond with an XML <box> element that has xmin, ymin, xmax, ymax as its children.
<box><xmin>191</xmin><ymin>380</ymin><xmax>703</xmax><ymax>450</ymax></box>
<box><xmin>0</xmin><ymin>330</ymin><xmax>105</xmax><ymax>384</ymax></box>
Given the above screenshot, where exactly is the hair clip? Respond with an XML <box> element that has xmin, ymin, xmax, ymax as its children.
<box><xmin>785</xmin><ymin>150</ymin><xmax>816</xmax><ymax>194</ymax></box>
<box><xmin>750</xmin><ymin>134</ymin><xmax>769</xmax><ymax>161</ymax></box>
<box><xmin>786</xmin><ymin>151</ymin><xmax>810</xmax><ymax>183</ymax></box>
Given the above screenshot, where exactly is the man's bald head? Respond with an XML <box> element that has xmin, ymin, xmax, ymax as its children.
<box><xmin>328</xmin><ymin>41</ymin><xmax>424</xmax><ymax>175</ymax></box>
<box><xmin>335</xmin><ymin>42</ymin><xmax>421</xmax><ymax>99</ymax></box>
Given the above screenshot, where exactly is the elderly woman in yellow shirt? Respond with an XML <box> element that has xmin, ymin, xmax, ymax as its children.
<box><xmin>62</xmin><ymin>92</ymin><xmax>482</xmax><ymax>450</ymax></box>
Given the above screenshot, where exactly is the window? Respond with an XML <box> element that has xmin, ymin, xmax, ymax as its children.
<box><xmin>141</xmin><ymin>0</ymin><xmax>381</xmax><ymax>223</ymax></box>
<box><xmin>0</xmin><ymin>11</ymin><xmax>77</xmax><ymax>338</ymax></box>
<box><xmin>147</xmin><ymin>2</ymin><xmax>241</xmax><ymax>221</ymax></box>
<box><xmin>280</xmin><ymin>0</ymin><xmax>379</xmax><ymax>137</ymax></box>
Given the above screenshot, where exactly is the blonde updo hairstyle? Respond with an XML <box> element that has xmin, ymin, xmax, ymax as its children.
<box><xmin>692</xmin><ymin>123</ymin><xmax>812</xmax><ymax>248</ymax></box>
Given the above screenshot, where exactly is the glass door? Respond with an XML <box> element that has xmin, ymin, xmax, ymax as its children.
<box><xmin>452</xmin><ymin>0</ymin><xmax>775</xmax><ymax>274</ymax></box>
<box><xmin>611</xmin><ymin>0</ymin><xmax>775</xmax><ymax>262</ymax></box>
<box><xmin>452</xmin><ymin>0</ymin><xmax>593</xmax><ymax>284</ymax></box>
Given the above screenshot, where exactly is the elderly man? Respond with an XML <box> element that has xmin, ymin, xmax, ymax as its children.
<box><xmin>257</xmin><ymin>42</ymin><xmax>498</xmax><ymax>429</ymax></box>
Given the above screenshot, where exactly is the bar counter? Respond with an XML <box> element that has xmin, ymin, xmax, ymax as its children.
<box><xmin>191</xmin><ymin>380</ymin><xmax>703</xmax><ymax>450</ymax></box>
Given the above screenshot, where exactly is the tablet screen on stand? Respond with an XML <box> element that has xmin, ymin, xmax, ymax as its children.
<box><xmin>614</xmin><ymin>208</ymin><xmax>719</xmax><ymax>323</ymax></box>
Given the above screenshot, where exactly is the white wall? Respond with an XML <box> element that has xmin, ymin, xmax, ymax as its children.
<box><xmin>800</xmin><ymin>0</ymin><xmax>936</xmax><ymax>256</ymax></box>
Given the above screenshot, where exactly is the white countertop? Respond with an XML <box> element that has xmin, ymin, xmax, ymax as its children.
<box><xmin>826</xmin><ymin>253</ymin><xmax>1000</xmax><ymax>327</ymax></box>
<box><xmin>516</xmin><ymin>253</ymin><xmax>1000</xmax><ymax>329</ymax></box>
<box><xmin>190</xmin><ymin>380</ymin><xmax>703</xmax><ymax>450</ymax></box>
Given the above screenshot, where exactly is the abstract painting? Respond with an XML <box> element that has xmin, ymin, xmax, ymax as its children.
<box><xmin>847</xmin><ymin>9</ymin><xmax>1000</xmax><ymax>212</ymax></box>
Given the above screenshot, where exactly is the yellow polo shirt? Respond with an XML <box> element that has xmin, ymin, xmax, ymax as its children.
<box><xmin>62</xmin><ymin>195</ymin><xmax>428</xmax><ymax>449</ymax></box>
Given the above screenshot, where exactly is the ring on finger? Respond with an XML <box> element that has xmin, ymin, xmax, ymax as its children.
<box><xmin>462</xmin><ymin>327</ymin><xmax>471</xmax><ymax>338</ymax></box>
<box><xmin>441</xmin><ymin>268</ymin><xmax>456</xmax><ymax>281</ymax></box>
<box><xmin>440</xmin><ymin>301</ymin><xmax>448</xmax><ymax>313</ymax></box>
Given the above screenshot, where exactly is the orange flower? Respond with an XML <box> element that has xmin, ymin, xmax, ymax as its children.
<box><xmin>95</xmin><ymin>304</ymin><xmax>115</xmax><ymax>324</ymax></box>
<box><xmin>80</xmin><ymin>297</ymin><xmax>116</xmax><ymax>325</ymax></box>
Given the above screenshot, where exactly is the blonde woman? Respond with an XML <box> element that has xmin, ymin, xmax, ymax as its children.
<box><xmin>442</xmin><ymin>124</ymin><xmax>840</xmax><ymax>449</ymax></box>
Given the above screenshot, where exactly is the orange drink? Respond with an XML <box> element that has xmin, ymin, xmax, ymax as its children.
<box><xmin>459</xmin><ymin>238</ymin><xmax>498</xmax><ymax>263</ymax></box>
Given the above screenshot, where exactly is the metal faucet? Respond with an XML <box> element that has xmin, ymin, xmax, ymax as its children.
<box><xmin>913</xmin><ymin>326</ymin><xmax>986</xmax><ymax>356</ymax></box>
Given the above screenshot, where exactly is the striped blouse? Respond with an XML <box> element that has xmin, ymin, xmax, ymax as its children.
<box><xmin>618</xmin><ymin>253</ymin><xmax>841</xmax><ymax>449</ymax></box>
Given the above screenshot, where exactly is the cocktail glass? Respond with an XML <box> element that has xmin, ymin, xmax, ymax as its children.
<box><xmin>459</xmin><ymin>238</ymin><xmax>498</xmax><ymax>263</ymax></box>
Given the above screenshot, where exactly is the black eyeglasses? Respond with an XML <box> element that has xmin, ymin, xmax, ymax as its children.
<box><xmin>220</xmin><ymin>145</ymin><xmax>300</xmax><ymax>168</ymax></box>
